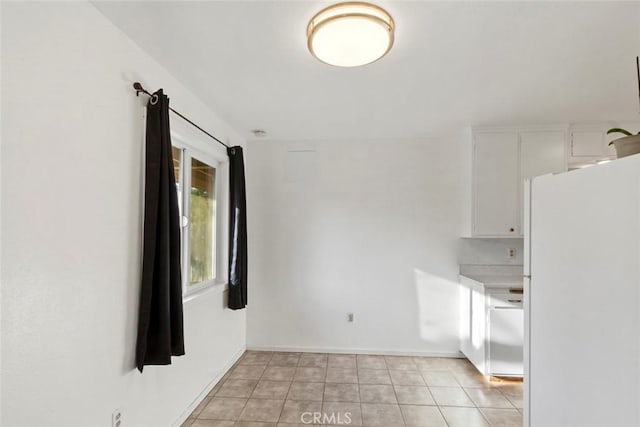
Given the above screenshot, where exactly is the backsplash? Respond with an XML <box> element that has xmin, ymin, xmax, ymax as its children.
<box><xmin>459</xmin><ymin>264</ymin><xmax>524</xmax><ymax>277</ymax></box>
<box><xmin>458</xmin><ymin>237</ymin><xmax>524</xmax><ymax>266</ymax></box>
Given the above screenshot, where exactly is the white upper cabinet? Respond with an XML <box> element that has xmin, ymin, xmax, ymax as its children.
<box><xmin>473</xmin><ymin>132</ymin><xmax>520</xmax><ymax>236</ymax></box>
<box><xmin>569</xmin><ymin>126</ymin><xmax>617</xmax><ymax>168</ymax></box>
<box><xmin>570</xmin><ymin>130</ymin><xmax>606</xmax><ymax>157</ymax></box>
<box><xmin>521</xmin><ymin>131</ymin><xmax>567</xmax><ymax>180</ymax></box>
<box><xmin>520</xmin><ymin>131</ymin><xmax>567</xmax><ymax>229</ymax></box>
<box><xmin>472</xmin><ymin>129</ymin><xmax>567</xmax><ymax>237</ymax></box>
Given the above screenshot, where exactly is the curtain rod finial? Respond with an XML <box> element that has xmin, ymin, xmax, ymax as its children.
<box><xmin>133</xmin><ymin>82</ymin><xmax>146</xmax><ymax>97</ymax></box>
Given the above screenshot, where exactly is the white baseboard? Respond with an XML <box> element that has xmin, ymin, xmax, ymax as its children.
<box><xmin>172</xmin><ymin>345</ymin><xmax>246</xmax><ymax>427</ymax></box>
<box><xmin>246</xmin><ymin>345</ymin><xmax>463</xmax><ymax>358</ymax></box>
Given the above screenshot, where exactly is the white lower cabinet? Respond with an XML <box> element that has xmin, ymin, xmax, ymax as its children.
<box><xmin>459</xmin><ymin>276</ymin><xmax>524</xmax><ymax>377</ymax></box>
<box><xmin>459</xmin><ymin>277</ymin><xmax>487</xmax><ymax>373</ymax></box>
<box><xmin>488</xmin><ymin>307</ymin><xmax>524</xmax><ymax>376</ymax></box>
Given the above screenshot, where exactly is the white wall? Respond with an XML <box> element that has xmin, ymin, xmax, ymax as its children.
<box><xmin>1</xmin><ymin>3</ymin><xmax>246</xmax><ymax>426</ymax></box>
<box><xmin>246</xmin><ymin>137</ymin><xmax>466</xmax><ymax>355</ymax></box>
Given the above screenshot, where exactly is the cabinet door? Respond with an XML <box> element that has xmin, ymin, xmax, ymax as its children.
<box><xmin>489</xmin><ymin>308</ymin><xmax>524</xmax><ymax>376</ymax></box>
<box><xmin>473</xmin><ymin>133</ymin><xmax>520</xmax><ymax>236</ymax></box>
<box><xmin>520</xmin><ymin>131</ymin><xmax>567</xmax><ymax>228</ymax></box>
<box><xmin>520</xmin><ymin>131</ymin><xmax>566</xmax><ymax>180</ymax></box>
<box><xmin>570</xmin><ymin>130</ymin><xmax>610</xmax><ymax>157</ymax></box>
<box><xmin>459</xmin><ymin>277</ymin><xmax>487</xmax><ymax>375</ymax></box>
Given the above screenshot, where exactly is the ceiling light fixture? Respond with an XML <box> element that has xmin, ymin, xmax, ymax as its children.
<box><xmin>307</xmin><ymin>2</ymin><xmax>395</xmax><ymax>67</ymax></box>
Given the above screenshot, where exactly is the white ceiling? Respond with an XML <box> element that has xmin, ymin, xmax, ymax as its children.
<box><xmin>94</xmin><ymin>1</ymin><xmax>640</xmax><ymax>141</ymax></box>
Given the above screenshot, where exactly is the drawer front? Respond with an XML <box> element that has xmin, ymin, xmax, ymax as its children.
<box><xmin>490</xmin><ymin>291</ymin><xmax>524</xmax><ymax>308</ymax></box>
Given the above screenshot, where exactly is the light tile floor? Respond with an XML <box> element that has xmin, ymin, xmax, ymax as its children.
<box><xmin>182</xmin><ymin>351</ymin><xmax>523</xmax><ymax>427</ymax></box>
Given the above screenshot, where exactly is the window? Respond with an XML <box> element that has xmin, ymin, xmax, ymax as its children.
<box><xmin>172</xmin><ymin>141</ymin><xmax>221</xmax><ymax>296</ymax></box>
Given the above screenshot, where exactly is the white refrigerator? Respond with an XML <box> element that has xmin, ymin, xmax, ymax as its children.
<box><xmin>524</xmin><ymin>155</ymin><xmax>640</xmax><ymax>427</ymax></box>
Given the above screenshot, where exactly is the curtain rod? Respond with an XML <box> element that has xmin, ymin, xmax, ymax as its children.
<box><xmin>133</xmin><ymin>82</ymin><xmax>230</xmax><ymax>149</ymax></box>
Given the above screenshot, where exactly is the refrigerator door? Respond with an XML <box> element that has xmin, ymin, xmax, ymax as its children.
<box><xmin>522</xmin><ymin>179</ymin><xmax>532</xmax><ymax>427</ymax></box>
<box><xmin>528</xmin><ymin>157</ymin><xmax>640</xmax><ymax>427</ymax></box>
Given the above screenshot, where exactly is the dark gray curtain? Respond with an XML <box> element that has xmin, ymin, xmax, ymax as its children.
<box><xmin>136</xmin><ymin>89</ymin><xmax>185</xmax><ymax>372</ymax></box>
<box><xmin>227</xmin><ymin>146</ymin><xmax>248</xmax><ymax>310</ymax></box>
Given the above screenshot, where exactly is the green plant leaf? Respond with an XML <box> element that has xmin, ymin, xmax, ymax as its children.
<box><xmin>607</xmin><ymin>128</ymin><xmax>633</xmax><ymax>136</ymax></box>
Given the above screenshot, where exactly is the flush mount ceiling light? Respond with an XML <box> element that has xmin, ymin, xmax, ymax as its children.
<box><xmin>307</xmin><ymin>2</ymin><xmax>395</xmax><ymax>67</ymax></box>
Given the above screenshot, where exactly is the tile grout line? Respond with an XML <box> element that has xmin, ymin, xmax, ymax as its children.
<box><xmin>279</xmin><ymin>352</ymin><xmax>326</xmax><ymax>424</ymax></box>
<box><xmin>356</xmin><ymin>355</ymin><xmax>364</xmax><ymax>427</ymax></box>
<box><xmin>435</xmin><ymin>404</ymin><xmax>452</xmax><ymax>427</ymax></box>
<box><xmin>387</xmin><ymin>359</ymin><xmax>407</xmax><ymax>426</ymax></box>
<box><xmin>234</xmin><ymin>352</ymin><xmax>258</xmax><ymax>424</ymax></box>
<box><xmin>234</xmin><ymin>350</ymin><xmax>269</xmax><ymax>424</ymax></box>
<box><xmin>314</xmin><ymin>353</ymin><xmax>329</xmax><ymax>425</ymax></box>
<box><xmin>321</xmin><ymin>353</ymin><xmax>327</xmax><ymax>425</ymax></box>
<box><xmin>436</xmin><ymin>361</ymin><xmax>454</xmax><ymax>427</ymax></box>
<box><xmin>476</xmin><ymin>406</ymin><xmax>494</xmax><ymax>427</ymax></box>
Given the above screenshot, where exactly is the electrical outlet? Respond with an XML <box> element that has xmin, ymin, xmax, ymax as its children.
<box><xmin>508</xmin><ymin>248</ymin><xmax>517</xmax><ymax>259</ymax></box>
<box><xmin>347</xmin><ymin>313</ymin><xmax>354</xmax><ymax>322</ymax></box>
<box><xmin>112</xmin><ymin>409</ymin><xmax>122</xmax><ymax>427</ymax></box>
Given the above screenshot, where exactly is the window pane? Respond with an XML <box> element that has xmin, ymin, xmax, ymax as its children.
<box><xmin>189</xmin><ymin>157</ymin><xmax>216</xmax><ymax>285</ymax></box>
<box><xmin>172</xmin><ymin>147</ymin><xmax>182</xmax><ymax>216</ymax></box>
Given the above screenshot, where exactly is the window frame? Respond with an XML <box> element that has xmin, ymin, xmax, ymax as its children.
<box><xmin>171</xmin><ymin>133</ymin><xmax>226</xmax><ymax>299</ymax></box>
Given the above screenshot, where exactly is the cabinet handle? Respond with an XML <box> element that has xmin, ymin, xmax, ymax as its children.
<box><xmin>508</xmin><ymin>299</ymin><xmax>522</xmax><ymax>303</ymax></box>
<box><xmin>509</xmin><ymin>228</ymin><xmax>515</xmax><ymax>232</ymax></box>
